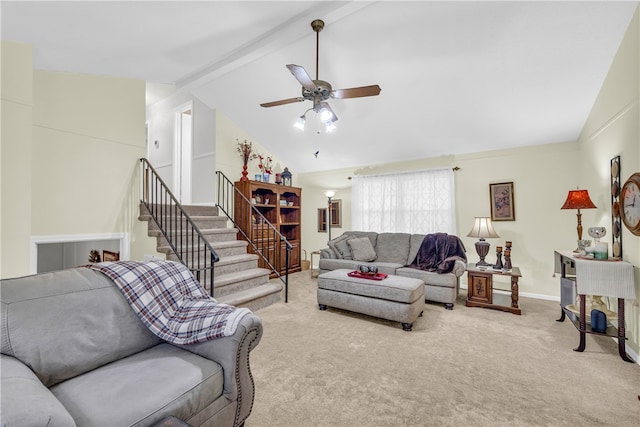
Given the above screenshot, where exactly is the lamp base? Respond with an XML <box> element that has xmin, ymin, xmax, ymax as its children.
<box><xmin>474</xmin><ymin>240</ymin><xmax>491</xmax><ymax>266</ymax></box>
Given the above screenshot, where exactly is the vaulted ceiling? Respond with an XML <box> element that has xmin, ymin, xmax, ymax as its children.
<box><xmin>2</xmin><ymin>1</ymin><xmax>637</xmax><ymax>172</ymax></box>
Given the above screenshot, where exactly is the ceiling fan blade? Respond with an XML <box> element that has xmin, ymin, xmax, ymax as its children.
<box><xmin>332</xmin><ymin>85</ymin><xmax>381</xmax><ymax>99</ymax></box>
<box><xmin>260</xmin><ymin>97</ymin><xmax>305</xmax><ymax>108</ymax></box>
<box><xmin>286</xmin><ymin>64</ymin><xmax>317</xmax><ymax>91</ymax></box>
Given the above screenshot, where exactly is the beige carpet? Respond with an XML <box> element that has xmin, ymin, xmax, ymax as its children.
<box><xmin>246</xmin><ymin>271</ymin><xmax>639</xmax><ymax>427</ymax></box>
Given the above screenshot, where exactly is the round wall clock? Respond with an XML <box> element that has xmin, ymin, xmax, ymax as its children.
<box><xmin>620</xmin><ymin>172</ymin><xmax>640</xmax><ymax>236</ymax></box>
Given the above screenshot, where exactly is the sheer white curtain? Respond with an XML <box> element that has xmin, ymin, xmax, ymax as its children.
<box><xmin>351</xmin><ymin>168</ymin><xmax>456</xmax><ymax>234</ymax></box>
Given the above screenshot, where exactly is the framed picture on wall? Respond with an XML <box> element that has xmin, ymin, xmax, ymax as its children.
<box><xmin>317</xmin><ymin>208</ymin><xmax>327</xmax><ymax>232</ymax></box>
<box><xmin>489</xmin><ymin>182</ymin><xmax>515</xmax><ymax>221</ymax></box>
<box><xmin>330</xmin><ymin>199</ymin><xmax>342</xmax><ymax>228</ymax></box>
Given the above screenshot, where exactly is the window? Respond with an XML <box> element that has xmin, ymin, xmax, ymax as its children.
<box><xmin>352</xmin><ymin>168</ymin><xmax>455</xmax><ymax>234</ymax></box>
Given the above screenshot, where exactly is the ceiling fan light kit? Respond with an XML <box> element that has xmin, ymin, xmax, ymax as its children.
<box><xmin>261</xmin><ymin>18</ymin><xmax>381</xmax><ymax>133</ymax></box>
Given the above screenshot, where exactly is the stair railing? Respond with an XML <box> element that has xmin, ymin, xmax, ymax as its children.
<box><xmin>140</xmin><ymin>158</ymin><xmax>219</xmax><ymax>296</ymax></box>
<box><xmin>216</xmin><ymin>171</ymin><xmax>291</xmax><ymax>303</ymax></box>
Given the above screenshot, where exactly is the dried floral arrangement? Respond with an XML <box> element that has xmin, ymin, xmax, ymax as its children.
<box><xmin>236</xmin><ymin>139</ymin><xmax>258</xmax><ymax>165</ymax></box>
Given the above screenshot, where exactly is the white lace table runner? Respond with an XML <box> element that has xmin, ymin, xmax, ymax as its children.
<box><xmin>574</xmin><ymin>258</ymin><xmax>636</xmax><ymax>299</ymax></box>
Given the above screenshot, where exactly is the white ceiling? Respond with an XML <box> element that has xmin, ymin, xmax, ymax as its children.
<box><xmin>2</xmin><ymin>1</ymin><xmax>637</xmax><ymax>173</ymax></box>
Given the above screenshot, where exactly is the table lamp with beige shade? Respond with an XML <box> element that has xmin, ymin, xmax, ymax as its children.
<box><xmin>466</xmin><ymin>217</ymin><xmax>499</xmax><ymax>266</ymax></box>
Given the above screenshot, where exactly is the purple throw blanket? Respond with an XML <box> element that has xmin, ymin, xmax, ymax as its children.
<box><xmin>85</xmin><ymin>260</ymin><xmax>251</xmax><ymax>345</ymax></box>
<box><xmin>408</xmin><ymin>233</ymin><xmax>467</xmax><ymax>274</ymax></box>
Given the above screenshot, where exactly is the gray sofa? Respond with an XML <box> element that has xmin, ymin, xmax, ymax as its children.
<box><xmin>1</xmin><ymin>267</ymin><xmax>263</xmax><ymax>427</ymax></box>
<box><xmin>319</xmin><ymin>231</ymin><xmax>467</xmax><ymax>309</ymax></box>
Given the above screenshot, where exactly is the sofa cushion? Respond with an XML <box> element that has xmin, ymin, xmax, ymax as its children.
<box><xmin>347</xmin><ymin>231</ymin><xmax>379</xmax><ymax>248</ymax></box>
<box><xmin>407</xmin><ymin>234</ymin><xmax>426</xmax><ymax>265</ymax></box>
<box><xmin>348</xmin><ymin>237</ymin><xmax>377</xmax><ymax>262</ymax></box>
<box><xmin>375</xmin><ymin>233</ymin><xmax>411</xmax><ymax>264</ymax></box>
<box><xmin>1</xmin><ymin>269</ymin><xmax>162</xmax><ymax>387</ymax></box>
<box><xmin>396</xmin><ymin>267</ymin><xmax>458</xmax><ymax>288</ymax></box>
<box><xmin>0</xmin><ymin>355</ymin><xmax>75</xmax><ymax>427</ymax></box>
<box><xmin>328</xmin><ymin>233</ymin><xmax>353</xmax><ymax>260</ymax></box>
<box><xmin>319</xmin><ymin>258</ymin><xmax>360</xmax><ymax>272</ymax></box>
<box><xmin>51</xmin><ymin>343</ymin><xmax>223</xmax><ymax>427</ymax></box>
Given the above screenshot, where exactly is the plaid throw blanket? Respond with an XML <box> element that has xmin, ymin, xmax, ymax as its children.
<box><xmin>85</xmin><ymin>260</ymin><xmax>251</xmax><ymax>345</ymax></box>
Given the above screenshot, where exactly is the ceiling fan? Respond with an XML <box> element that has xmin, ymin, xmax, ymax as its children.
<box><xmin>260</xmin><ymin>19</ymin><xmax>381</xmax><ymax>131</ymax></box>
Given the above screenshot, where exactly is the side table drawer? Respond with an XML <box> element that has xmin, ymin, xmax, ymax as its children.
<box><xmin>468</xmin><ymin>272</ymin><xmax>492</xmax><ymax>304</ymax></box>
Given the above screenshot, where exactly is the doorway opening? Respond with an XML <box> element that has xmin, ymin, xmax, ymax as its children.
<box><xmin>174</xmin><ymin>103</ymin><xmax>193</xmax><ymax>204</ymax></box>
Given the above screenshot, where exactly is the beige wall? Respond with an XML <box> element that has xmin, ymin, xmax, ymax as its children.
<box><xmin>1</xmin><ymin>42</ymin><xmax>159</xmax><ymax>278</ymax></box>
<box><xmin>215</xmin><ymin>110</ymin><xmax>290</xmax><ymax>187</ymax></box>
<box><xmin>578</xmin><ymin>7</ymin><xmax>639</xmax><ymax>354</ymax></box>
<box><xmin>1</xmin><ymin>41</ymin><xmax>33</xmax><ymax>278</ymax></box>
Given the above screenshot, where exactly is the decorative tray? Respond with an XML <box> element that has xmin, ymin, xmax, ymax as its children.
<box><xmin>347</xmin><ymin>271</ymin><xmax>388</xmax><ymax>280</ymax></box>
<box><xmin>573</xmin><ymin>254</ymin><xmax>621</xmax><ymax>262</ymax></box>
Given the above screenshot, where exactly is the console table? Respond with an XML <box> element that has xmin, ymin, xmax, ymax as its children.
<box><xmin>465</xmin><ymin>264</ymin><xmax>522</xmax><ymax>315</ymax></box>
<box><xmin>554</xmin><ymin>250</ymin><xmax>636</xmax><ymax>363</ymax></box>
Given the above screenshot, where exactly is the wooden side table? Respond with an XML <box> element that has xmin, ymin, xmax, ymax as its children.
<box><xmin>465</xmin><ymin>263</ymin><xmax>522</xmax><ymax>315</ymax></box>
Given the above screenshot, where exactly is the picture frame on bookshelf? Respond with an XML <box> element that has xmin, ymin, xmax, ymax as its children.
<box><xmin>103</xmin><ymin>250</ymin><xmax>120</xmax><ymax>262</ymax></box>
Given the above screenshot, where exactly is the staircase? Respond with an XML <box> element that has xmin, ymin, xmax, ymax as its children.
<box><xmin>139</xmin><ymin>203</ymin><xmax>283</xmax><ymax>312</ymax></box>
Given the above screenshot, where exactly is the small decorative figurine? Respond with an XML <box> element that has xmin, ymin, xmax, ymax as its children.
<box><xmin>493</xmin><ymin>246</ymin><xmax>504</xmax><ymax>270</ymax></box>
<box><xmin>504</xmin><ymin>249</ymin><xmax>512</xmax><ymax>270</ymax></box>
<box><xmin>88</xmin><ymin>249</ymin><xmax>101</xmax><ymax>263</ymax></box>
<box><xmin>504</xmin><ymin>241</ymin><xmax>512</xmax><ymax>270</ymax></box>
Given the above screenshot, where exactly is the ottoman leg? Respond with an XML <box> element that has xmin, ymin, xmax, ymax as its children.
<box><xmin>402</xmin><ymin>323</ymin><xmax>413</xmax><ymax>332</ymax></box>
<box><xmin>319</xmin><ymin>304</ymin><xmax>328</xmax><ymax>310</ymax></box>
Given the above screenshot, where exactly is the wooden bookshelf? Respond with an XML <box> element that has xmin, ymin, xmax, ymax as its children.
<box><xmin>234</xmin><ymin>180</ymin><xmax>302</xmax><ymax>274</ymax></box>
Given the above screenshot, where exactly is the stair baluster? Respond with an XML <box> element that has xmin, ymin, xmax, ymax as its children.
<box><xmin>139</xmin><ymin>158</ymin><xmax>219</xmax><ymax>296</ymax></box>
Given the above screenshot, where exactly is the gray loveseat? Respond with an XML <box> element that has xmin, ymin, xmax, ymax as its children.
<box><xmin>1</xmin><ymin>267</ymin><xmax>263</xmax><ymax>427</ymax></box>
<box><xmin>319</xmin><ymin>231</ymin><xmax>467</xmax><ymax>309</ymax></box>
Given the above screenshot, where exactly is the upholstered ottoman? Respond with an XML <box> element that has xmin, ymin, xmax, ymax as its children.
<box><xmin>317</xmin><ymin>269</ymin><xmax>425</xmax><ymax>331</ymax></box>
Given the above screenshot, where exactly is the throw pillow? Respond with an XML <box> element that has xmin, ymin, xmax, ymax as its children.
<box><xmin>348</xmin><ymin>237</ymin><xmax>377</xmax><ymax>262</ymax></box>
<box><xmin>328</xmin><ymin>234</ymin><xmax>353</xmax><ymax>260</ymax></box>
